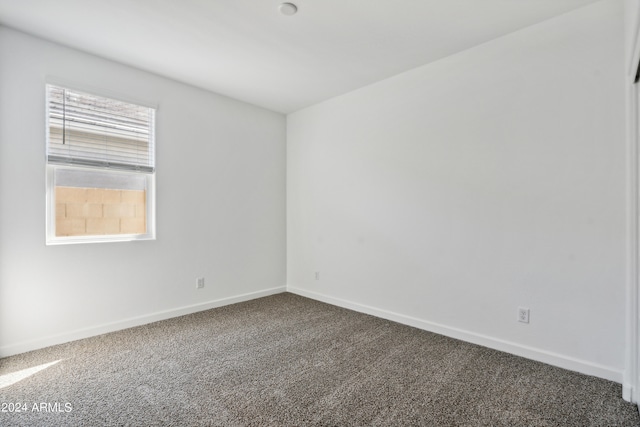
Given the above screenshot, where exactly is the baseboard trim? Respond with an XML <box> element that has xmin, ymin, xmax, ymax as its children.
<box><xmin>0</xmin><ymin>286</ymin><xmax>286</xmax><ymax>358</ymax></box>
<box><xmin>288</xmin><ymin>286</ymin><xmax>623</xmax><ymax>384</ymax></box>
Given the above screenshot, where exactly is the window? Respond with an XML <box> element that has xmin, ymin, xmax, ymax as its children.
<box><xmin>46</xmin><ymin>84</ymin><xmax>156</xmax><ymax>244</ymax></box>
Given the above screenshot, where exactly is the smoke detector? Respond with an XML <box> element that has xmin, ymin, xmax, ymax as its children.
<box><xmin>279</xmin><ymin>3</ymin><xmax>298</xmax><ymax>16</ymax></box>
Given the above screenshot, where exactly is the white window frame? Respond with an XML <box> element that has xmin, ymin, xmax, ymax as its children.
<box><xmin>45</xmin><ymin>83</ymin><xmax>157</xmax><ymax>245</ymax></box>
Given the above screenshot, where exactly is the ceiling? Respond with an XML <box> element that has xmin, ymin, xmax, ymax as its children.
<box><xmin>0</xmin><ymin>0</ymin><xmax>602</xmax><ymax>114</ymax></box>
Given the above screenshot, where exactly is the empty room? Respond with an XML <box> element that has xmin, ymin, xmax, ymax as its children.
<box><xmin>1</xmin><ymin>0</ymin><xmax>640</xmax><ymax>425</ymax></box>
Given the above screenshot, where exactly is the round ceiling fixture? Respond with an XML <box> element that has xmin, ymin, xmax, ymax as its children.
<box><xmin>279</xmin><ymin>2</ymin><xmax>298</xmax><ymax>16</ymax></box>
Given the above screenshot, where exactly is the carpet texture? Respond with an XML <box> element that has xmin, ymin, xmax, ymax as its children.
<box><xmin>0</xmin><ymin>293</ymin><xmax>638</xmax><ymax>426</ymax></box>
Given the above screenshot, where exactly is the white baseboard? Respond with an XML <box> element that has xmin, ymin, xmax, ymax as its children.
<box><xmin>288</xmin><ymin>286</ymin><xmax>623</xmax><ymax>384</ymax></box>
<box><xmin>3</xmin><ymin>284</ymin><xmax>625</xmax><ymax>386</ymax></box>
<box><xmin>0</xmin><ymin>286</ymin><xmax>286</xmax><ymax>358</ymax></box>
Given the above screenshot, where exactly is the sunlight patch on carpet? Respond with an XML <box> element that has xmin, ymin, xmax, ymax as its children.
<box><xmin>0</xmin><ymin>360</ymin><xmax>62</xmax><ymax>389</ymax></box>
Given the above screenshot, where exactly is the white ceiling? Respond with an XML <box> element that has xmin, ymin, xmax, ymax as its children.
<box><xmin>0</xmin><ymin>0</ymin><xmax>601</xmax><ymax>114</ymax></box>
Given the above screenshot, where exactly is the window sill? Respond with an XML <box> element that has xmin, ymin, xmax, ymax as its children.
<box><xmin>46</xmin><ymin>233</ymin><xmax>155</xmax><ymax>246</ymax></box>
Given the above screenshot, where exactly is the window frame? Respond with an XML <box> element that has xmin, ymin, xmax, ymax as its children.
<box><xmin>44</xmin><ymin>82</ymin><xmax>157</xmax><ymax>245</ymax></box>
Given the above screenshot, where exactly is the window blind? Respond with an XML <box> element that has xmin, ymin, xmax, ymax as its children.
<box><xmin>47</xmin><ymin>85</ymin><xmax>155</xmax><ymax>173</ymax></box>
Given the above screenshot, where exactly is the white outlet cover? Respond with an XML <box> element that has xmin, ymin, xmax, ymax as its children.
<box><xmin>518</xmin><ymin>307</ymin><xmax>530</xmax><ymax>323</ymax></box>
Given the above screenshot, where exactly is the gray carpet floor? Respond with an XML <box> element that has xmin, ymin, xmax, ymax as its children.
<box><xmin>0</xmin><ymin>292</ymin><xmax>638</xmax><ymax>426</ymax></box>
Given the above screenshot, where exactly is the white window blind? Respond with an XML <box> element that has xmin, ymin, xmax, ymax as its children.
<box><xmin>47</xmin><ymin>85</ymin><xmax>155</xmax><ymax>173</ymax></box>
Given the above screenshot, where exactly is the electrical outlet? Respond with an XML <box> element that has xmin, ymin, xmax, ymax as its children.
<box><xmin>518</xmin><ymin>307</ymin><xmax>530</xmax><ymax>323</ymax></box>
<box><xmin>196</xmin><ymin>277</ymin><xmax>205</xmax><ymax>289</ymax></box>
<box><xmin>315</xmin><ymin>272</ymin><xmax>320</xmax><ymax>281</ymax></box>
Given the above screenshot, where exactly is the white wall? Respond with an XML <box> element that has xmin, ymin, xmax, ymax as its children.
<box><xmin>0</xmin><ymin>26</ymin><xmax>286</xmax><ymax>356</ymax></box>
<box><xmin>287</xmin><ymin>0</ymin><xmax>626</xmax><ymax>382</ymax></box>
